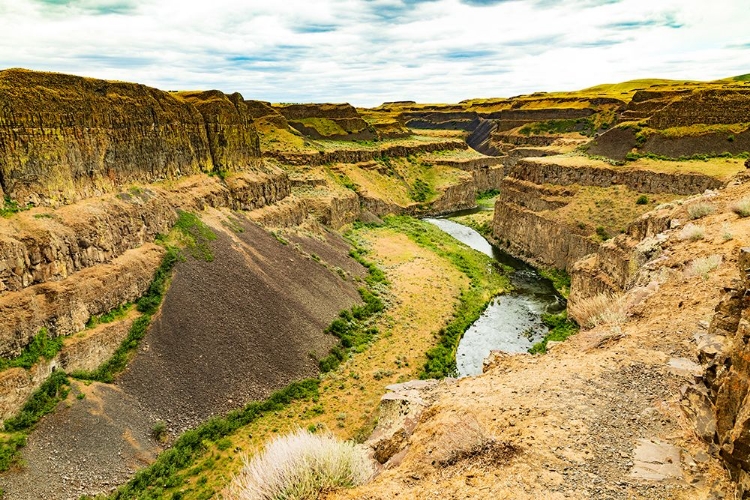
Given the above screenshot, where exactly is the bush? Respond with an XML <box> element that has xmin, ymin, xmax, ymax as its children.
<box><xmin>635</xmin><ymin>195</ymin><xmax>648</xmax><ymax>205</ymax></box>
<box><xmin>685</xmin><ymin>255</ymin><xmax>722</xmax><ymax>280</ymax></box>
<box><xmin>573</xmin><ymin>293</ymin><xmax>626</xmax><ymax>330</ymax></box>
<box><xmin>595</xmin><ymin>226</ymin><xmax>610</xmax><ymax>241</ymax></box>
<box><xmin>223</xmin><ymin>429</ymin><xmax>373</xmax><ymax>500</ymax></box>
<box><xmin>731</xmin><ymin>198</ymin><xmax>750</xmax><ymax>217</ymax></box>
<box><xmin>687</xmin><ymin>202</ymin><xmax>715</xmax><ymax>220</ymax></box>
<box><xmin>678</xmin><ymin>223</ymin><xmax>705</xmax><ymax>241</ymax></box>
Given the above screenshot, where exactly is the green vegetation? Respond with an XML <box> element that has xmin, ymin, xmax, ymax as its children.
<box><xmin>174</xmin><ymin>211</ymin><xmax>217</xmax><ymax>262</ymax></box>
<box><xmin>72</xmin><ymin>247</ymin><xmax>181</xmax><ymax>383</ymax></box>
<box><xmin>520</xmin><ymin>118</ymin><xmax>595</xmax><ymax>137</ymax></box>
<box><xmin>0</xmin><ymin>196</ymin><xmax>30</xmax><ymax>217</ymax></box>
<box><xmin>106</xmin><ymin>379</ymin><xmax>320</xmax><ymax>500</ymax></box>
<box><xmin>477</xmin><ymin>189</ymin><xmax>500</xmax><ymax>201</ymax></box>
<box><xmin>0</xmin><ymin>328</ymin><xmax>62</xmax><ymax>372</ymax></box>
<box><xmin>86</xmin><ymin>303</ymin><xmax>132</xmax><ymax>329</ymax></box>
<box><xmin>595</xmin><ymin>226</ymin><xmax>611</xmax><ymax>241</ymax></box>
<box><xmin>377</xmin><ymin>216</ymin><xmax>510</xmax><ymax>378</ymax></box>
<box><xmin>528</xmin><ymin>312</ymin><xmax>579</xmax><ymax>354</ymax></box>
<box><xmin>410</xmin><ymin>178</ymin><xmax>433</xmax><ymax>202</ymax></box>
<box><xmin>636</xmin><ymin>195</ymin><xmax>649</xmax><ymax>205</ymax></box>
<box><xmin>626</xmin><ymin>151</ymin><xmax>750</xmax><ymax>162</ymax></box>
<box><xmin>538</xmin><ymin>268</ymin><xmax>571</xmax><ymax>298</ymax></box>
<box><xmin>0</xmin><ymin>371</ymin><xmax>70</xmax><ymax>471</ymax></box>
<box><xmin>317</xmin><ymin>244</ymin><xmax>387</xmax><ymax>374</ymax></box>
<box><xmin>731</xmin><ymin>198</ymin><xmax>750</xmax><ymax>217</ymax></box>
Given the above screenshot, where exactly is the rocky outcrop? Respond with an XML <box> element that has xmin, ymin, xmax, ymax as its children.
<box><xmin>0</xmin><ymin>166</ymin><xmax>290</xmax><ymax>293</ymax></box>
<box><xmin>266</xmin><ymin>140</ymin><xmax>467</xmax><ymax>166</ymax></box>
<box><xmin>276</xmin><ymin>103</ymin><xmax>376</xmax><ymax>141</ymax></box>
<box><xmin>0</xmin><ymin>316</ymin><xmax>135</xmax><ymax>421</ymax></box>
<box><xmin>0</xmin><ymin>69</ymin><xmax>215</xmax><ymax>206</ymax></box>
<box><xmin>0</xmin><ymin>244</ymin><xmax>163</xmax><ymax>357</ymax></box>
<box><xmin>509</xmin><ymin>158</ymin><xmax>724</xmax><ymax>195</ymax></box>
<box><xmin>466</xmin><ymin>118</ymin><xmax>501</xmax><ymax>156</ymax></box>
<box><xmin>175</xmin><ymin>90</ymin><xmax>261</xmax><ymax>172</ymax></box>
<box><xmin>705</xmin><ymin>249</ymin><xmax>750</xmax><ymax>492</ymax></box>
<box><xmin>648</xmin><ymin>89</ymin><xmax>750</xmax><ymax>130</ymax></box>
<box><xmin>493</xmin><ymin>200</ymin><xmax>599</xmax><ymax>270</ymax></box>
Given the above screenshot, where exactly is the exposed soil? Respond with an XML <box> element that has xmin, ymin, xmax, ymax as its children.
<box><xmin>117</xmin><ymin>210</ymin><xmax>363</xmax><ymax>431</ymax></box>
<box><xmin>332</xmin><ymin>183</ymin><xmax>750</xmax><ymax>499</ymax></box>
<box><xmin>0</xmin><ymin>208</ymin><xmax>365</xmax><ymax>499</ymax></box>
<box><xmin>0</xmin><ymin>382</ymin><xmax>160</xmax><ymax>500</ymax></box>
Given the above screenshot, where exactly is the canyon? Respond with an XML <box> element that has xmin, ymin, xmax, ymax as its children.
<box><xmin>0</xmin><ymin>69</ymin><xmax>749</xmax><ymax>499</ymax></box>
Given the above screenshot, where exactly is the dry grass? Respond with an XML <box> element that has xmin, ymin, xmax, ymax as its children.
<box><xmin>678</xmin><ymin>223</ymin><xmax>705</xmax><ymax>241</ymax></box>
<box><xmin>685</xmin><ymin>255</ymin><xmax>723</xmax><ymax>280</ymax></box>
<box><xmin>574</xmin><ymin>292</ymin><xmax>627</xmax><ymax>330</ymax></box>
<box><xmin>223</xmin><ymin>429</ymin><xmax>373</xmax><ymax>500</ymax></box>
<box><xmin>731</xmin><ymin>198</ymin><xmax>750</xmax><ymax>217</ymax></box>
<box><xmin>687</xmin><ymin>202</ymin><xmax>716</xmax><ymax>220</ymax></box>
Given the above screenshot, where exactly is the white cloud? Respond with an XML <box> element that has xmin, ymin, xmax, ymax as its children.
<box><xmin>0</xmin><ymin>0</ymin><xmax>747</xmax><ymax>106</ymax></box>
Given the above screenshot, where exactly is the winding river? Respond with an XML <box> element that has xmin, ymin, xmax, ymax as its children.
<box><xmin>425</xmin><ymin>216</ymin><xmax>565</xmax><ymax>377</ymax></box>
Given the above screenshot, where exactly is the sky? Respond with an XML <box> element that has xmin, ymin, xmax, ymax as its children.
<box><xmin>0</xmin><ymin>0</ymin><xmax>748</xmax><ymax>106</ymax></box>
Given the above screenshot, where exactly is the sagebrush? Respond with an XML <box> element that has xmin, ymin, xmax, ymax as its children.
<box><xmin>223</xmin><ymin>429</ymin><xmax>373</xmax><ymax>500</ymax></box>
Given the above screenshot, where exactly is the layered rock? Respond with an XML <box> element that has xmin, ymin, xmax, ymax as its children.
<box><xmin>0</xmin><ymin>69</ymin><xmax>215</xmax><ymax>205</ymax></box>
<box><xmin>276</xmin><ymin>103</ymin><xmax>376</xmax><ymax>141</ymax></box>
<box><xmin>706</xmin><ymin>248</ymin><xmax>750</xmax><ymax>496</ymax></box>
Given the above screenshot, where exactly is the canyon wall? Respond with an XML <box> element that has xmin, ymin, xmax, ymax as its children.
<box><xmin>0</xmin><ymin>69</ymin><xmax>263</xmax><ymax>207</ymax></box>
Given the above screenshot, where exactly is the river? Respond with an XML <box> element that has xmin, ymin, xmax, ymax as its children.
<box><xmin>425</xmin><ymin>217</ymin><xmax>565</xmax><ymax>377</ymax></box>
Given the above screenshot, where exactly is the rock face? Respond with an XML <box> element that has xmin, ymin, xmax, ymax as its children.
<box><xmin>276</xmin><ymin>103</ymin><xmax>376</xmax><ymax>141</ymax></box>
<box><xmin>0</xmin><ymin>69</ymin><xmax>263</xmax><ymax>206</ymax></box>
<box><xmin>707</xmin><ymin>248</ymin><xmax>750</xmax><ymax>496</ymax></box>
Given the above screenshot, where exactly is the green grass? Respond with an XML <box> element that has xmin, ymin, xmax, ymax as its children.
<box><xmin>528</xmin><ymin>312</ymin><xmax>579</xmax><ymax>354</ymax></box>
<box><xmin>174</xmin><ymin>211</ymin><xmax>217</xmax><ymax>262</ymax></box>
<box><xmin>519</xmin><ymin>118</ymin><xmax>595</xmax><ymax>137</ymax></box>
<box><xmin>86</xmin><ymin>303</ymin><xmax>132</xmax><ymax>329</ymax></box>
<box><xmin>410</xmin><ymin>178</ymin><xmax>433</xmax><ymax>202</ymax></box>
<box><xmin>0</xmin><ymin>196</ymin><xmax>30</xmax><ymax>217</ymax></box>
<box><xmin>71</xmin><ymin>247</ymin><xmax>181</xmax><ymax>383</ymax></box>
<box><xmin>105</xmin><ymin>379</ymin><xmax>321</xmax><ymax>500</ymax></box>
<box><xmin>377</xmin><ymin>216</ymin><xmax>511</xmax><ymax>379</ymax></box>
<box><xmin>0</xmin><ymin>371</ymin><xmax>70</xmax><ymax>471</ymax></box>
<box><xmin>0</xmin><ymin>328</ymin><xmax>62</xmax><ymax>372</ymax></box>
<box><xmin>538</xmin><ymin>268</ymin><xmax>571</xmax><ymax>299</ymax></box>
<box><xmin>317</xmin><ymin>288</ymin><xmax>384</xmax><ymax>373</ymax></box>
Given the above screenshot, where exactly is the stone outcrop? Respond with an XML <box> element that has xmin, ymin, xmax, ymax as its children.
<box><xmin>275</xmin><ymin>103</ymin><xmax>376</xmax><ymax>141</ymax></box>
<box><xmin>175</xmin><ymin>90</ymin><xmax>261</xmax><ymax>172</ymax></box>
<box><xmin>509</xmin><ymin>158</ymin><xmax>723</xmax><ymax>195</ymax></box>
<box><xmin>0</xmin><ymin>244</ymin><xmax>163</xmax><ymax>357</ymax></box>
<box><xmin>0</xmin><ymin>70</ymin><xmax>209</xmax><ymax>205</ymax></box>
<box><xmin>648</xmin><ymin>89</ymin><xmax>750</xmax><ymax>130</ymax></box>
<box><xmin>0</xmin><ymin>69</ymin><xmax>267</xmax><ymax>207</ymax></box>
<box><xmin>704</xmin><ymin>248</ymin><xmax>750</xmax><ymax>496</ymax></box>
<box><xmin>265</xmin><ymin>140</ymin><xmax>467</xmax><ymax>166</ymax></box>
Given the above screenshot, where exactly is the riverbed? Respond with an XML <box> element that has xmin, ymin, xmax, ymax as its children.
<box><xmin>425</xmin><ymin>217</ymin><xmax>565</xmax><ymax>377</ymax></box>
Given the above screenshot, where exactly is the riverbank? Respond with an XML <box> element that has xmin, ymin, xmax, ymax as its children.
<box><xmin>104</xmin><ymin>217</ymin><xmax>507</xmax><ymax>499</ymax></box>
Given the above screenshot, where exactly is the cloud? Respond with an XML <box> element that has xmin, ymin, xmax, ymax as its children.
<box><xmin>34</xmin><ymin>0</ymin><xmax>139</xmax><ymax>15</ymax></box>
<box><xmin>0</xmin><ymin>0</ymin><xmax>747</xmax><ymax>106</ymax></box>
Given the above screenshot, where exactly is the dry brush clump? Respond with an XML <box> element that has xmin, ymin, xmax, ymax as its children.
<box><xmin>223</xmin><ymin>429</ymin><xmax>374</xmax><ymax>500</ymax></box>
<box><xmin>573</xmin><ymin>292</ymin><xmax>627</xmax><ymax>330</ymax></box>
<box><xmin>678</xmin><ymin>223</ymin><xmax>705</xmax><ymax>241</ymax></box>
<box><xmin>685</xmin><ymin>255</ymin><xmax>723</xmax><ymax>280</ymax></box>
<box><xmin>731</xmin><ymin>198</ymin><xmax>750</xmax><ymax>217</ymax></box>
<box><xmin>687</xmin><ymin>202</ymin><xmax>716</xmax><ymax>220</ymax></box>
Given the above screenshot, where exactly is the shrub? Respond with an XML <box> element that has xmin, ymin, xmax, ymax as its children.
<box><xmin>678</xmin><ymin>223</ymin><xmax>705</xmax><ymax>241</ymax></box>
<box><xmin>595</xmin><ymin>226</ymin><xmax>610</xmax><ymax>241</ymax></box>
<box><xmin>731</xmin><ymin>198</ymin><xmax>750</xmax><ymax>217</ymax></box>
<box><xmin>635</xmin><ymin>195</ymin><xmax>649</xmax><ymax>205</ymax></box>
<box><xmin>151</xmin><ymin>421</ymin><xmax>168</xmax><ymax>442</ymax></box>
<box><xmin>573</xmin><ymin>293</ymin><xmax>626</xmax><ymax>330</ymax></box>
<box><xmin>224</xmin><ymin>429</ymin><xmax>373</xmax><ymax>500</ymax></box>
<box><xmin>687</xmin><ymin>202</ymin><xmax>716</xmax><ymax>220</ymax></box>
<box><xmin>685</xmin><ymin>255</ymin><xmax>722</xmax><ymax>280</ymax></box>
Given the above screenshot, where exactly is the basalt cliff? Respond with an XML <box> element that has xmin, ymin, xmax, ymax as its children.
<box><xmin>0</xmin><ymin>70</ymin><xmax>750</xmax><ymax>500</ymax></box>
